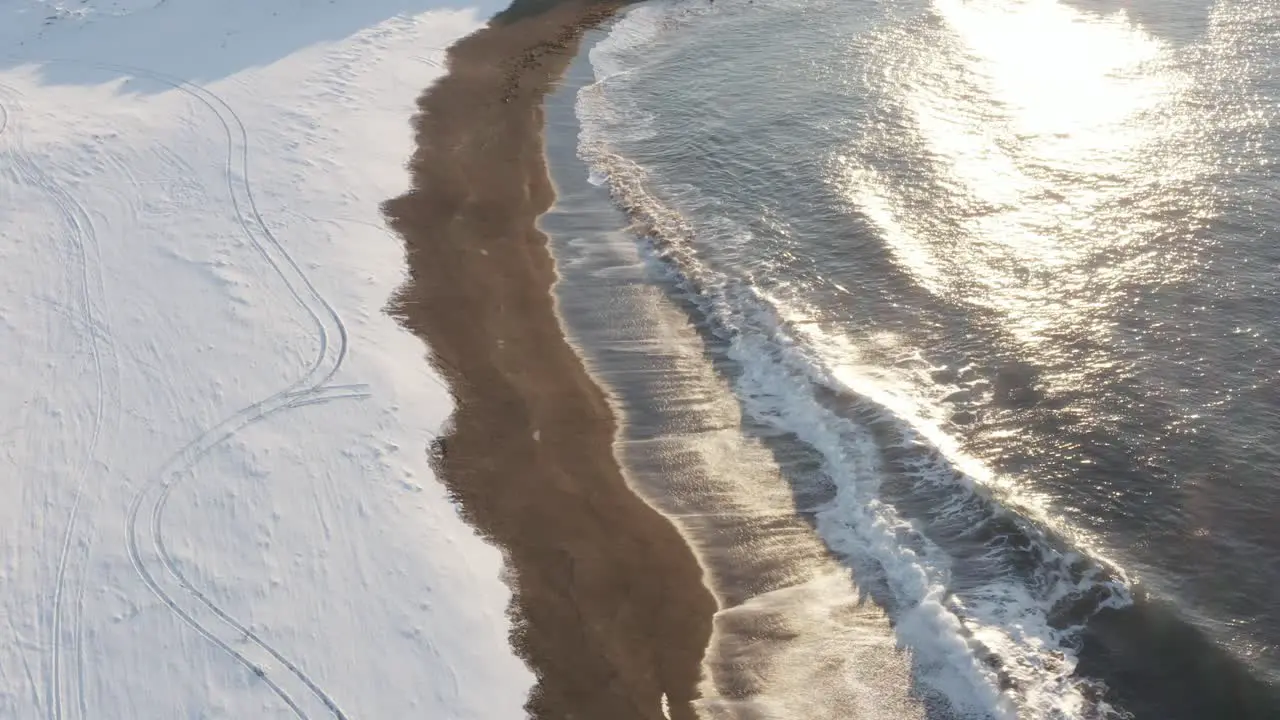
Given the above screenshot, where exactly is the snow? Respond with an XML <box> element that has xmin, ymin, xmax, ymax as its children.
<box><xmin>0</xmin><ymin>1</ymin><xmax>534</xmax><ymax>719</ymax></box>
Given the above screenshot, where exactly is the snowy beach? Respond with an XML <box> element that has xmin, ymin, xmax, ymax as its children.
<box><xmin>0</xmin><ymin>1</ymin><xmax>535</xmax><ymax>717</ymax></box>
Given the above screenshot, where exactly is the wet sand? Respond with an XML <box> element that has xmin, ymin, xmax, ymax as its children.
<box><xmin>382</xmin><ymin>3</ymin><xmax>717</xmax><ymax>719</ymax></box>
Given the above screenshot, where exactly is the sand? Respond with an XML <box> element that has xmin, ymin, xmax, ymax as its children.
<box><xmin>382</xmin><ymin>3</ymin><xmax>718</xmax><ymax>719</ymax></box>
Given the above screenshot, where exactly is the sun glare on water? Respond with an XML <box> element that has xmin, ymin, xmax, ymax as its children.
<box><xmin>832</xmin><ymin>0</ymin><xmax>1211</xmax><ymax>372</ymax></box>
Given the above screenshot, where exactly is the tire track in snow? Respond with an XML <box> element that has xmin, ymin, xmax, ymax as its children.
<box><xmin>4</xmin><ymin>57</ymin><xmax>368</xmax><ymax>718</ymax></box>
<box><xmin>71</xmin><ymin>542</ymin><xmax>90</xmax><ymax>720</ymax></box>
<box><xmin>126</xmin><ymin>388</ymin><xmax>368</xmax><ymax>720</ymax></box>
<box><xmin>43</xmin><ymin>165</ymin><xmax>120</xmax><ymax>720</ymax></box>
<box><xmin>53</xmin><ymin>62</ymin><xmax>365</xmax><ymax>719</ymax></box>
<box><xmin>0</xmin><ymin>83</ymin><xmax>123</xmax><ymax>720</ymax></box>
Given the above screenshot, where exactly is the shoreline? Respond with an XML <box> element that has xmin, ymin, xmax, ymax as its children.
<box><xmin>382</xmin><ymin>3</ymin><xmax>718</xmax><ymax>719</ymax></box>
<box><xmin>537</xmin><ymin>34</ymin><xmax>932</xmax><ymax>720</ymax></box>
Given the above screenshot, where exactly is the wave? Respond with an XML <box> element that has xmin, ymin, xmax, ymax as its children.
<box><xmin>577</xmin><ymin>5</ymin><xmax>1135</xmax><ymax>718</ymax></box>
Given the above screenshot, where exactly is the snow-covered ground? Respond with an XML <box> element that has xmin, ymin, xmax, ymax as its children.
<box><xmin>0</xmin><ymin>1</ymin><xmax>534</xmax><ymax>718</ymax></box>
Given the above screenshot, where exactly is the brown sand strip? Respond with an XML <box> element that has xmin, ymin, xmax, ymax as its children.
<box><xmin>383</xmin><ymin>4</ymin><xmax>717</xmax><ymax>719</ymax></box>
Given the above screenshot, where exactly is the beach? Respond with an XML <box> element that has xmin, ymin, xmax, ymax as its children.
<box><xmin>382</xmin><ymin>3</ymin><xmax>717</xmax><ymax>719</ymax></box>
<box><xmin>382</xmin><ymin>0</ymin><xmax>1280</xmax><ymax>717</ymax></box>
<box><xmin>0</xmin><ymin>1</ymin><xmax>539</xmax><ymax>717</ymax></box>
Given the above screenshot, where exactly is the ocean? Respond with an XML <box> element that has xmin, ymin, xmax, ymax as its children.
<box><xmin>538</xmin><ymin>0</ymin><xmax>1280</xmax><ymax>717</ymax></box>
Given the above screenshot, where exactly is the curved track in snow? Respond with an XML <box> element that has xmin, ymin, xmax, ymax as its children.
<box><xmin>109</xmin><ymin>64</ymin><xmax>368</xmax><ymax>720</ymax></box>
<box><xmin>13</xmin><ymin>60</ymin><xmax>369</xmax><ymax>720</ymax></box>
<box><xmin>0</xmin><ymin>82</ymin><xmax>122</xmax><ymax>720</ymax></box>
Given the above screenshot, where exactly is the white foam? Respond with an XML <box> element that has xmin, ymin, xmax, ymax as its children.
<box><xmin>577</xmin><ymin>6</ymin><xmax>1135</xmax><ymax>718</ymax></box>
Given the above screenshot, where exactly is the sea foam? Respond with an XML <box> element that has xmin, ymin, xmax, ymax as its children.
<box><xmin>576</xmin><ymin>3</ymin><xmax>1136</xmax><ymax>718</ymax></box>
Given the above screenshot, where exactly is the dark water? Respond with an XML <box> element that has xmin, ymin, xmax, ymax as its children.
<box><xmin>541</xmin><ymin>0</ymin><xmax>1280</xmax><ymax>717</ymax></box>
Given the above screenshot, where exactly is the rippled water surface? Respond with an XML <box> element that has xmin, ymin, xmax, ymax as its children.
<box><xmin>545</xmin><ymin>1</ymin><xmax>1280</xmax><ymax>716</ymax></box>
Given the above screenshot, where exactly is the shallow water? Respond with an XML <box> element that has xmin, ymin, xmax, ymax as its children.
<box><xmin>542</xmin><ymin>1</ymin><xmax>1280</xmax><ymax>717</ymax></box>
